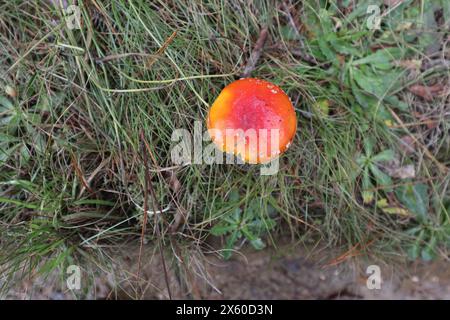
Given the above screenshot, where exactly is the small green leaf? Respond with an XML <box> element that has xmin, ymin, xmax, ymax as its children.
<box><xmin>372</xmin><ymin>149</ymin><xmax>395</xmax><ymax>162</ymax></box>
<box><xmin>363</xmin><ymin>138</ymin><xmax>375</xmax><ymax>156</ymax></box>
<box><xmin>352</xmin><ymin>68</ymin><xmax>383</xmax><ymax>97</ymax></box>
<box><xmin>370</xmin><ymin>164</ymin><xmax>393</xmax><ymax>191</ymax></box>
<box><xmin>395</xmin><ymin>183</ymin><xmax>429</xmax><ymax>221</ymax></box>
<box><xmin>313</xmin><ymin>99</ymin><xmax>330</xmax><ymax>116</ymax></box>
<box><xmin>279</xmin><ymin>25</ymin><xmax>299</xmax><ymax>41</ymax></box>
<box><xmin>356</xmin><ymin>155</ymin><xmax>366</xmax><ymax>167</ymax></box>
<box><xmin>318</xmin><ymin>9</ymin><xmax>334</xmax><ymax>34</ymax></box>
<box><xmin>231</xmin><ymin>207</ymin><xmax>242</xmax><ymax>221</ymax></box>
<box><xmin>317</xmin><ymin>37</ymin><xmax>336</xmax><ymax>62</ymax></box>
<box><xmin>385</xmin><ymin>95</ymin><xmax>409</xmax><ymax>111</ymax></box>
<box><xmin>443</xmin><ymin>1</ymin><xmax>450</xmax><ymax>27</ymax></box>
<box><xmin>362</xmin><ymin>190</ymin><xmax>374</xmax><ymax>204</ymax></box>
<box><xmin>362</xmin><ymin>169</ymin><xmax>374</xmax><ymax>204</ymax></box>
<box><xmin>330</xmin><ymin>38</ymin><xmax>360</xmax><ymax>56</ymax></box>
<box><xmin>223</xmin><ymin>230</ymin><xmax>240</xmax><ymax>260</ymax></box>
<box><xmin>210</xmin><ymin>223</ymin><xmax>236</xmax><ymax>236</ymax></box>
<box><xmin>407</xmin><ymin>243</ymin><xmax>420</xmax><ymax>260</ymax></box>
<box><xmin>228</xmin><ymin>189</ymin><xmax>240</xmax><ymax>202</ymax></box>
<box><xmin>352</xmin><ymin>49</ymin><xmax>391</xmax><ymax>67</ymax></box>
<box><xmin>353</xmin><ymin>67</ymin><xmax>401</xmax><ymax>99</ymax></box>
<box><xmin>0</xmin><ymin>96</ymin><xmax>13</xmax><ymax>110</ymax></box>
<box><xmin>0</xmin><ymin>143</ymin><xmax>21</xmax><ymax>162</ymax></box>
<box><xmin>421</xmin><ymin>236</ymin><xmax>436</xmax><ymax>261</ymax></box>
<box><xmin>351</xmin><ymin>81</ymin><xmax>378</xmax><ymax>109</ymax></box>
<box><xmin>346</xmin><ymin>0</ymin><xmax>378</xmax><ymax>21</ymax></box>
<box><xmin>250</xmin><ymin>238</ymin><xmax>265</xmax><ymax>250</ymax></box>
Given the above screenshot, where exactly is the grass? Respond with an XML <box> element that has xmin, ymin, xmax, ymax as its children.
<box><xmin>0</xmin><ymin>0</ymin><xmax>449</xmax><ymax>297</ymax></box>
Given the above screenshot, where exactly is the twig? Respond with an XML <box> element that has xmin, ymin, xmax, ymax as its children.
<box><xmin>70</xmin><ymin>152</ymin><xmax>93</xmax><ymax>194</ymax></box>
<box><xmin>281</xmin><ymin>2</ymin><xmax>318</xmax><ymax>65</ymax></box>
<box><xmin>78</xmin><ymin>156</ymin><xmax>110</xmax><ymax>197</ymax></box>
<box><xmin>139</xmin><ymin>130</ymin><xmax>173</xmax><ymax>300</ymax></box>
<box><xmin>380</xmin><ymin>0</ymin><xmax>405</xmax><ymax>19</ymax></box>
<box><xmin>137</xmin><ymin>139</ymin><xmax>149</xmax><ymax>286</ymax></box>
<box><xmin>240</xmin><ymin>26</ymin><xmax>269</xmax><ymax>78</ymax></box>
<box><xmin>322</xmin><ymin>239</ymin><xmax>376</xmax><ymax>268</ymax></box>
<box><xmin>146</xmin><ymin>30</ymin><xmax>178</xmax><ymax>69</ymax></box>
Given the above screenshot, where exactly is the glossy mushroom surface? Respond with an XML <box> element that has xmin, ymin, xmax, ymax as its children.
<box><xmin>207</xmin><ymin>78</ymin><xmax>297</xmax><ymax>164</ymax></box>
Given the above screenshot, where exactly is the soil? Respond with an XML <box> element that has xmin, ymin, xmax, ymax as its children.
<box><xmin>5</xmin><ymin>240</ymin><xmax>450</xmax><ymax>299</ymax></box>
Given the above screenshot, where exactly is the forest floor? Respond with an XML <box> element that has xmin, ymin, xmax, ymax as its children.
<box><xmin>6</xmin><ymin>239</ymin><xmax>450</xmax><ymax>299</ymax></box>
<box><xmin>1</xmin><ymin>1</ymin><xmax>449</xmax><ymax>299</ymax></box>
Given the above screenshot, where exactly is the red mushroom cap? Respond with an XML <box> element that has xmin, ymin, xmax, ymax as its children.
<box><xmin>207</xmin><ymin>78</ymin><xmax>297</xmax><ymax>164</ymax></box>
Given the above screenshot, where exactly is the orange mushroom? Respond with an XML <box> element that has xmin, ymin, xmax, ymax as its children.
<box><xmin>207</xmin><ymin>78</ymin><xmax>297</xmax><ymax>164</ymax></box>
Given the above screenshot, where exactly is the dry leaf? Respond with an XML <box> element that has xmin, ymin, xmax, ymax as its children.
<box><xmin>409</xmin><ymin>84</ymin><xmax>445</xmax><ymax>101</ymax></box>
<box><xmin>395</xmin><ymin>21</ymin><xmax>413</xmax><ymax>31</ymax></box>
<box><xmin>412</xmin><ymin>111</ymin><xmax>439</xmax><ymax>129</ymax></box>
<box><xmin>394</xmin><ymin>59</ymin><xmax>421</xmax><ymax>70</ymax></box>
<box><xmin>376</xmin><ymin>198</ymin><xmax>411</xmax><ymax>217</ymax></box>
<box><xmin>4</xmin><ymin>85</ymin><xmax>17</xmax><ymax>98</ymax></box>
<box><xmin>169</xmin><ymin>207</ymin><xmax>186</xmax><ymax>234</ymax></box>
<box><xmin>382</xmin><ymin>157</ymin><xmax>416</xmax><ymax>179</ymax></box>
<box><xmin>169</xmin><ymin>171</ymin><xmax>181</xmax><ymax>193</ymax></box>
<box><xmin>398</xmin><ymin>135</ymin><xmax>416</xmax><ymax>155</ymax></box>
<box><xmin>385</xmin><ymin>164</ymin><xmax>415</xmax><ymax>179</ymax></box>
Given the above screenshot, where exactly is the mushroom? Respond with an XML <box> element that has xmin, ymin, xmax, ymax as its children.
<box><xmin>207</xmin><ymin>78</ymin><xmax>297</xmax><ymax>164</ymax></box>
